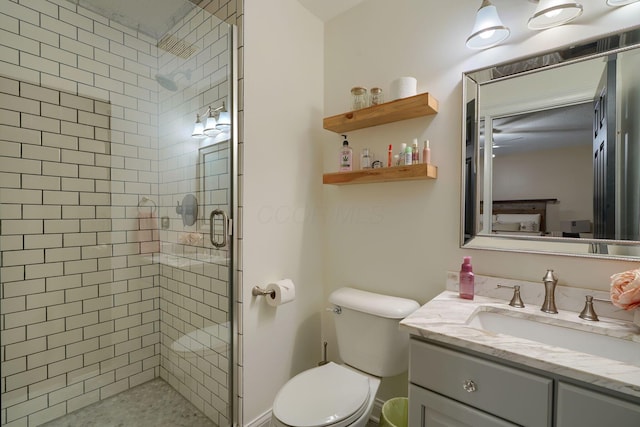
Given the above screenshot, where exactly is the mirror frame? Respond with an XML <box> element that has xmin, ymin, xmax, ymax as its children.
<box><xmin>461</xmin><ymin>27</ymin><xmax>640</xmax><ymax>261</ymax></box>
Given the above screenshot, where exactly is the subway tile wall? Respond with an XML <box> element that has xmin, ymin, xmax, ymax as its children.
<box><xmin>0</xmin><ymin>1</ymin><xmax>161</xmax><ymax>425</ymax></box>
<box><xmin>0</xmin><ymin>0</ymin><xmax>242</xmax><ymax>426</ymax></box>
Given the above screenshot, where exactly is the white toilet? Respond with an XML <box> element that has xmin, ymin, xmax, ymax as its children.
<box><xmin>271</xmin><ymin>287</ymin><xmax>420</xmax><ymax>427</ymax></box>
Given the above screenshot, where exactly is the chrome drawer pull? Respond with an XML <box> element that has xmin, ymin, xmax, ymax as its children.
<box><xmin>463</xmin><ymin>379</ymin><xmax>477</xmax><ymax>393</ymax></box>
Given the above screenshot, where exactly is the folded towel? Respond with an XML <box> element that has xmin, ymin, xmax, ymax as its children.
<box><xmin>610</xmin><ymin>268</ymin><xmax>640</xmax><ymax>311</ymax></box>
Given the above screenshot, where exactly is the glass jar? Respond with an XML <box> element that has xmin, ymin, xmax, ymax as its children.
<box><xmin>351</xmin><ymin>86</ymin><xmax>368</xmax><ymax>110</ymax></box>
<box><xmin>360</xmin><ymin>148</ymin><xmax>373</xmax><ymax>169</ymax></box>
<box><xmin>370</xmin><ymin>87</ymin><xmax>384</xmax><ymax>105</ymax></box>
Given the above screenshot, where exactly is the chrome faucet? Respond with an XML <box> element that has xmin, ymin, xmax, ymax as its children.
<box><xmin>541</xmin><ymin>270</ymin><xmax>558</xmax><ymax>314</ymax></box>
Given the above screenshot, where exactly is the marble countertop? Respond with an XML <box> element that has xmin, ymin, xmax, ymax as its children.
<box><xmin>400</xmin><ymin>272</ymin><xmax>640</xmax><ymax>400</ymax></box>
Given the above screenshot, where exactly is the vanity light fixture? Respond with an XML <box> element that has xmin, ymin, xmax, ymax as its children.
<box><xmin>191</xmin><ymin>114</ymin><xmax>206</xmax><ymax>138</ymax></box>
<box><xmin>606</xmin><ymin>0</ymin><xmax>639</xmax><ymax>5</ymax></box>
<box><xmin>466</xmin><ymin>0</ymin><xmax>511</xmax><ymax>49</ymax></box>
<box><xmin>215</xmin><ymin>103</ymin><xmax>231</xmax><ymax>131</ymax></box>
<box><xmin>191</xmin><ymin>102</ymin><xmax>227</xmax><ymax>138</ymax></box>
<box><xmin>528</xmin><ymin>0</ymin><xmax>583</xmax><ymax>30</ymax></box>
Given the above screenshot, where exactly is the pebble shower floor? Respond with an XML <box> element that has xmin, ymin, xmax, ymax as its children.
<box><xmin>40</xmin><ymin>379</ymin><xmax>215</xmax><ymax>427</ymax></box>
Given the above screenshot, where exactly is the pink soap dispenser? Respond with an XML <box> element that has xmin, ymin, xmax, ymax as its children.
<box><xmin>459</xmin><ymin>256</ymin><xmax>475</xmax><ymax>300</ymax></box>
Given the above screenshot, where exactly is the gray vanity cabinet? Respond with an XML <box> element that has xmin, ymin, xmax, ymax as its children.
<box><xmin>409</xmin><ymin>338</ymin><xmax>640</xmax><ymax>427</ymax></box>
<box><xmin>556</xmin><ymin>382</ymin><xmax>640</xmax><ymax>426</ymax></box>
<box><xmin>409</xmin><ymin>339</ymin><xmax>553</xmax><ymax>426</ymax></box>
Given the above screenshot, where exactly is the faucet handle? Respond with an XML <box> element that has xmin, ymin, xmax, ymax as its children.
<box><xmin>579</xmin><ymin>296</ymin><xmax>612</xmax><ymax>322</ymax></box>
<box><xmin>579</xmin><ymin>295</ymin><xmax>599</xmax><ymax>321</ymax></box>
<box><xmin>497</xmin><ymin>284</ymin><xmax>525</xmax><ymax>308</ymax></box>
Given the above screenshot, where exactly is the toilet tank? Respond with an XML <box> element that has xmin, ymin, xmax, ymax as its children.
<box><xmin>328</xmin><ymin>287</ymin><xmax>420</xmax><ymax>377</ymax></box>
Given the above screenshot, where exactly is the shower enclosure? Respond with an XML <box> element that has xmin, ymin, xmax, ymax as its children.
<box><xmin>0</xmin><ymin>0</ymin><xmax>237</xmax><ymax>425</ymax></box>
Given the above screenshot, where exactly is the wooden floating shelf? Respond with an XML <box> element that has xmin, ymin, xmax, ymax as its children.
<box><xmin>323</xmin><ymin>163</ymin><xmax>438</xmax><ymax>185</ymax></box>
<box><xmin>323</xmin><ymin>92</ymin><xmax>439</xmax><ymax>133</ymax></box>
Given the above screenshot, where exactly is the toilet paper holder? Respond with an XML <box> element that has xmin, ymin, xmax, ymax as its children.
<box><xmin>252</xmin><ymin>286</ymin><xmax>275</xmax><ymax>297</ymax></box>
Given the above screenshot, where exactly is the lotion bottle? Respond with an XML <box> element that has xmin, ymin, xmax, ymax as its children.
<box><xmin>339</xmin><ymin>134</ymin><xmax>353</xmax><ymax>171</ymax></box>
<box><xmin>459</xmin><ymin>256</ymin><xmax>475</xmax><ymax>300</ymax></box>
<box><xmin>423</xmin><ymin>140</ymin><xmax>431</xmax><ymax>164</ymax></box>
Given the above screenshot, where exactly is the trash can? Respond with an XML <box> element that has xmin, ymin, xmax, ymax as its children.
<box><xmin>380</xmin><ymin>397</ymin><xmax>408</xmax><ymax>427</ymax></box>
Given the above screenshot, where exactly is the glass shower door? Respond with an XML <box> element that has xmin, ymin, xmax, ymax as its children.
<box><xmin>156</xmin><ymin>15</ymin><xmax>237</xmax><ymax>427</ymax></box>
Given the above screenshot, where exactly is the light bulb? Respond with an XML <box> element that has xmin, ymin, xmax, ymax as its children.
<box><xmin>480</xmin><ymin>29</ymin><xmax>496</xmax><ymax>39</ymax></box>
<box><xmin>544</xmin><ymin>9</ymin><xmax>562</xmax><ymax>18</ymax></box>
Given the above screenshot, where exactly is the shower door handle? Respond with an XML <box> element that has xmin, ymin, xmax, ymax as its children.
<box><xmin>209</xmin><ymin>209</ymin><xmax>230</xmax><ymax>248</ymax></box>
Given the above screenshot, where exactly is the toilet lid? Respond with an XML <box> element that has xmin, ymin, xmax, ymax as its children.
<box><xmin>273</xmin><ymin>362</ymin><xmax>370</xmax><ymax>427</ymax></box>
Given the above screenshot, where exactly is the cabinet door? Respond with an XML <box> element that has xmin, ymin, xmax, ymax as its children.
<box><xmin>409</xmin><ymin>384</ymin><xmax>517</xmax><ymax>427</ymax></box>
<box><xmin>557</xmin><ymin>382</ymin><xmax>640</xmax><ymax>426</ymax></box>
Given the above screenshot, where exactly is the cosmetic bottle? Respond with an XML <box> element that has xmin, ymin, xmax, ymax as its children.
<box><xmin>339</xmin><ymin>134</ymin><xmax>353</xmax><ymax>172</ymax></box>
<box><xmin>412</xmin><ymin>138</ymin><xmax>419</xmax><ymax>163</ymax></box>
<box><xmin>398</xmin><ymin>143</ymin><xmax>407</xmax><ymax>165</ymax></box>
<box><xmin>387</xmin><ymin>144</ymin><xmax>393</xmax><ymax>167</ymax></box>
<box><xmin>404</xmin><ymin>145</ymin><xmax>413</xmax><ymax>166</ymax></box>
<box><xmin>459</xmin><ymin>256</ymin><xmax>475</xmax><ymax>300</ymax></box>
<box><xmin>423</xmin><ymin>140</ymin><xmax>431</xmax><ymax>164</ymax></box>
<box><xmin>360</xmin><ymin>148</ymin><xmax>372</xmax><ymax>169</ymax></box>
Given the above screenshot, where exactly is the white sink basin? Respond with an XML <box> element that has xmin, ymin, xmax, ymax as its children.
<box><xmin>467</xmin><ymin>311</ymin><xmax>640</xmax><ymax>366</ymax></box>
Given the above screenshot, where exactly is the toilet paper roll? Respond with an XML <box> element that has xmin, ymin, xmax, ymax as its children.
<box><xmin>266</xmin><ymin>279</ymin><xmax>296</xmax><ymax>307</ymax></box>
<box><xmin>390</xmin><ymin>76</ymin><xmax>417</xmax><ymax>100</ymax></box>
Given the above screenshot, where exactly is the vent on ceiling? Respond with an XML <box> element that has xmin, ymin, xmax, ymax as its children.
<box><xmin>157</xmin><ymin>35</ymin><xmax>198</xmax><ymax>59</ymax></box>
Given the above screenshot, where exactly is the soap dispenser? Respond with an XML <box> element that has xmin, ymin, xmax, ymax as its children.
<box><xmin>339</xmin><ymin>134</ymin><xmax>353</xmax><ymax>172</ymax></box>
<box><xmin>459</xmin><ymin>256</ymin><xmax>475</xmax><ymax>300</ymax></box>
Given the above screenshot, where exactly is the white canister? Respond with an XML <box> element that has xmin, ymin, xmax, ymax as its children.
<box><xmin>390</xmin><ymin>76</ymin><xmax>417</xmax><ymax>100</ymax></box>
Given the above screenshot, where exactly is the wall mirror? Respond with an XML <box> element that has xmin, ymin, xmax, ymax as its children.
<box><xmin>462</xmin><ymin>27</ymin><xmax>640</xmax><ymax>260</ymax></box>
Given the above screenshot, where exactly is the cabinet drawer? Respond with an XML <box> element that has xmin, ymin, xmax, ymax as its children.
<box><xmin>410</xmin><ymin>339</ymin><xmax>552</xmax><ymax>427</ymax></box>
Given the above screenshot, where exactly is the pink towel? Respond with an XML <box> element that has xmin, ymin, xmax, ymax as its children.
<box><xmin>610</xmin><ymin>268</ymin><xmax>640</xmax><ymax>310</ymax></box>
<box><xmin>137</xmin><ymin>211</ymin><xmax>160</xmax><ymax>254</ymax></box>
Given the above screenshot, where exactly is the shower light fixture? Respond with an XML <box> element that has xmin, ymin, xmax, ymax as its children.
<box><xmin>216</xmin><ymin>108</ymin><xmax>231</xmax><ymax>131</ymax></box>
<box><xmin>466</xmin><ymin>0</ymin><xmax>511</xmax><ymax>50</ymax></box>
<box><xmin>192</xmin><ymin>114</ymin><xmax>205</xmax><ymax>138</ymax></box>
<box><xmin>528</xmin><ymin>0</ymin><xmax>583</xmax><ymax>30</ymax></box>
<box><xmin>191</xmin><ymin>102</ymin><xmax>228</xmax><ymax>138</ymax></box>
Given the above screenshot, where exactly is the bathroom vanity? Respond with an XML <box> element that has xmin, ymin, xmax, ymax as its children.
<box><xmin>400</xmin><ymin>274</ymin><xmax>640</xmax><ymax>427</ymax></box>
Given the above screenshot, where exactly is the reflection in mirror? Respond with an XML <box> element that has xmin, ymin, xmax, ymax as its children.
<box><xmin>198</xmin><ymin>140</ymin><xmax>230</xmax><ymax>233</ymax></box>
<box><xmin>462</xmin><ymin>28</ymin><xmax>640</xmax><ymax>260</ymax></box>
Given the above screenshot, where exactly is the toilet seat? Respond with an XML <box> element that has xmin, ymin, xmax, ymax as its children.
<box><xmin>272</xmin><ymin>362</ymin><xmax>371</xmax><ymax>427</ymax></box>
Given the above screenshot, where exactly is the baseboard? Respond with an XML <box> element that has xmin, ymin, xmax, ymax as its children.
<box><xmin>370</xmin><ymin>397</ymin><xmax>385</xmax><ymax>423</ymax></box>
<box><xmin>245</xmin><ymin>409</ymin><xmax>272</xmax><ymax>427</ymax></box>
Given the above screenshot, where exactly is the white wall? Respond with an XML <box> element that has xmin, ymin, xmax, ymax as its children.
<box><xmin>242</xmin><ymin>0</ymin><xmax>324</xmax><ymax>424</ymax></box>
<box><xmin>322</xmin><ymin>0</ymin><xmax>640</xmax><ymax>401</ymax></box>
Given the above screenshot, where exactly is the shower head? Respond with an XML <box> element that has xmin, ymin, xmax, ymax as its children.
<box><xmin>156</xmin><ymin>73</ymin><xmax>178</xmax><ymax>91</ymax></box>
<box><xmin>155</xmin><ymin>69</ymin><xmax>192</xmax><ymax>92</ymax></box>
